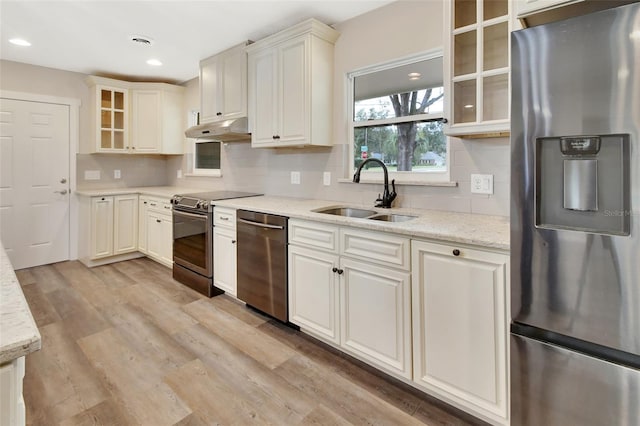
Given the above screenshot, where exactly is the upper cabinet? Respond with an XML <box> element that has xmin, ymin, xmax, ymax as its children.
<box><xmin>200</xmin><ymin>42</ymin><xmax>250</xmax><ymax>124</ymax></box>
<box><xmin>246</xmin><ymin>18</ymin><xmax>339</xmax><ymax>148</ymax></box>
<box><xmin>444</xmin><ymin>0</ymin><xmax>512</xmax><ymax>138</ymax></box>
<box><xmin>89</xmin><ymin>82</ymin><xmax>128</xmax><ymax>152</ymax></box>
<box><xmin>85</xmin><ymin>76</ymin><xmax>185</xmax><ymax>154</ymax></box>
<box><xmin>515</xmin><ymin>0</ymin><xmax>582</xmax><ymax>16</ymax></box>
<box><xmin>130</xmin><ymin>84</ymin><xmax>184</xmax><ymax>154</ymax></box>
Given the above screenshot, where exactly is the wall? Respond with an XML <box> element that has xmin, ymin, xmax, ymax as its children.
<box><xmin>0</xmin><ymin>60</ymin><xmax>169</xmax><ymax>189</ymax></box>
<box><xmin>1</xmin><ymin>0</ymin><xmax>510</xmax><ymax>217</ymax></box>
<box><xmin>168</xmin><ymin>0</ymin><xmax>510</xmax><ymax>216</ymax></box>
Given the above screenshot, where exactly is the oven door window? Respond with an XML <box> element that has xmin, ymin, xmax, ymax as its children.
<box><xmin>173</xmin><ymin>210</ymin><xmax>211</xmax><ymax>276</ymax></box>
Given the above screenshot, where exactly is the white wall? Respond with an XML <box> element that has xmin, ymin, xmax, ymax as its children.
<box><xmin>1</xmin><ymin>0</ymin><xmax>510</xmax><ymax>217</ymax></box>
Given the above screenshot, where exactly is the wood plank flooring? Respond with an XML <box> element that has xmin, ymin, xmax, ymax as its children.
<box><xmin>16</xmin><ymin>258</ymin><xmax>484</xmax><ymax>426</ymax></box>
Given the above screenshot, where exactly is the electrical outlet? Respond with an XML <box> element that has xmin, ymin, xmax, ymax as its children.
<box><xmin>177</xmin><ymin>169</ymin><xmax>183</xmax><ymax>179</ymax></box>
<box><xmin>114</xmin><ymin>169</ymin><xmax>121</xmax><ymax>179</ymax></box>
<box><xmin>323</xmin><ymin>171</ymin><xmax>331</xmax><ymax>186</ymax></box>
<box><xmin>471</xmin><ymin>174</ymin><xmax>494</xmax><ymax>194</ymax></box>
<box><xmin>84</xmin><ymin>170</ymin><xmax>100</xmax><ymax>180</ymax></box>
<box><xmin>291</xmin><ymin>171</ymin><xmax>301</xmax><ymax>185</ymax></box>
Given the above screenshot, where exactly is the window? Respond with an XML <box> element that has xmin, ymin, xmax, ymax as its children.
<box><xmin>348</xmin><ymin>50</ymin><xmax>449</xmax><ymax>183</ymax></box>
<box><xmin>193</xmin><ymin>140</ymin><xmax>221</xmax><ymax>176</ymax></box>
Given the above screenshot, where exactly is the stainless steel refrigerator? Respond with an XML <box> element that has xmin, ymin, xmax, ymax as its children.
<box><xmin>511</xmin><ymin>3</ymin><xmax>640</xmax><ymax>425</ymax></box>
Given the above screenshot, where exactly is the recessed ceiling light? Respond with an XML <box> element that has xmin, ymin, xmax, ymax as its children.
<box><xmin>147</xmin><ymin>59</ymin><xmax>162</xmax><ymax>66</ymax></box>
<box><xmin>464</xmin><ymin>104</ymin><xmax>474</xmax><ymax>109</ymax></box>
<box><xmin>9</xmin><ymin>38</ymin><xmax>31</xmax><ymax>47</ymax></box>
<box><xmin>130</xmin><ymin>35</ymin><xmax>154</xmax><ymax>46</ymax></box>
<box><xmin>408</xmin><ymin>72</ymin><xmax>421</xmax><ymax>80</ymax></box>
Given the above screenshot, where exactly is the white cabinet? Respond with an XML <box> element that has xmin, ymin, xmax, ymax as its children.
<box><xmin>200</xmin><ymin>42</ymin><xmax>249</xmax><ymax>124</ymax></box>
<box><xmin>444</xmin><ymin>0</ymin><xmax>512</xmax><ymax>137</ymax></box>
<box><xmin>145</xmin><ymin>197</ymin><xmax>173</xmax><ymax>267</ymax></box>
<box><xmin>411</xmin><ymin>240</ymin><xmax>509</xmax><ymax>425</ymax></box>
<box><xmin>0</xmin><ymin>356</ymin><xmax>25</xmax><ymax>426</ymax></box>
<box><xmin>87</xmin><ymin>81</ymin><xmax>128</xmax><ymax>153</ymax></box>
<box><xmin>113</xmin><ymin>194</ymin><xmax>139</xmax><ymax>255</ymax></box>
<box><xmin>88</xmin><ymin>194</ymin><xmax>138</xmax><ymax>260</ymax></box>
<box><xmin>289</xmin><ymin>244</ymin><xmax>340</xmax><ymax>344</ymax></box>
<box><xmin>130</xmin><ymin>84</ymin><xmax>184</xmax><ymax>154</ymax></box>
<box><xmin>213</xmin><ymin>207</ymin><xmax>237</xmax><ymax>295</ymax></box>
<box><xmin>515</xmin><ymin>0</ymin><xmax>582</xmax><ymax>17</ymax></box>
<box><xmin>246</xmin><ymin>18</ymin><xmax>339</xmax><ymax>148</ymax></box>
<box><xmin>138</xmin><ymin>196</ymin><xmax>149</xmax><ymax>254</ymax></box>
<box><xmin>85</xmin><ymin>76</ymin><xmax>184</xmax><ymax>154</ymax></box>
<box><xmin>288</xmin><ymin>219</ymin><xmax>412</xmax><ymax>379</ymax></box>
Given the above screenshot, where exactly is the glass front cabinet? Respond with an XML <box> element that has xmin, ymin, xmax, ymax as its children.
<box><xmin>96</xmin><ymin>85</ymin><xmax>128</xmax><ymax>152</ymax></box>
<box><xmin>444</xmin><ymin>0</ymin><xmax>512</xmax><ymax>137</ymax></box>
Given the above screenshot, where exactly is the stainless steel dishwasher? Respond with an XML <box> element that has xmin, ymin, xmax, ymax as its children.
<box><xmin>236</xmin><ymin>210</ymin><xmax>288</xmax><ymax>322</ymax></box>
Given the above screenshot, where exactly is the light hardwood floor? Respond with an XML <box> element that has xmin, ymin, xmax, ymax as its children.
<box><xmin>16</xmin><ymin>258</ymin><xmax>484</xmax><ymax>426</ymax></box>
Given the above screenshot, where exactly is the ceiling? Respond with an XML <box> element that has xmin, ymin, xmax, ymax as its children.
<box><xmin>0</xmin><ymin>0</ymin><xmax>395</xmax><ymax>84</ymax></box>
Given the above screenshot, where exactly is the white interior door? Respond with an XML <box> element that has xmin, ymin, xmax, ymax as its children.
<box><xmin>0</xmin><ymin>98</ymin><xmax>70</xmax><ymax>269</ymax></box>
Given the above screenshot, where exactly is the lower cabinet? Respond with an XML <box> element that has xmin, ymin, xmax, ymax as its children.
<box><xmin>288</xmin><ymin>219</ymin><xmax>412</xmax><ymax>379</ymax></box>
<box><xmin>87</xmin><ymin>194</ymin><xmax>138</xmax><ymax>260</ymax></box>
<box><xmin>213</xmin><ymin>207</ymin><xmax>237</xmax><ymax>295</ymax></box>
<box><xmin>144</xmin><ymin>198</ymin><xmax>173</xmax><ymax>267</ymax></box>
<box><xmin>411</xmin><ymin>240</ymin><xmax>509</xmax><ymax>425</ymax></box>
<box><xmin>0</xmin><ymin>357</ymin><xmax>25</xmax><ymax>426</ymax></box>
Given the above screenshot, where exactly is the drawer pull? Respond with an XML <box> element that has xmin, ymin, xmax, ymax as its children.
<box><xmin>453</xmin><ymin>249</ymin><xmax>461</xmax><ymax>256</ymax></box>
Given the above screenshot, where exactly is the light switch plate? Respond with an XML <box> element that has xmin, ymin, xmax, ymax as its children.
<box><xmin>177</xmin><ymin>169</ymin><xmax>183</xmax><ymax>179</ymax></box>
<box><xmin>471</xmin><ymin>174</ymin><xmax>494</xmax><ymax>194</ymax></box>
<box><xmin>291</xmin><ymin>171</ymin><xmax>301</xmax><ymax>185</ymax></box>
<box><xmin>114</xmin><ymin>169</ymin><xmax>121</xmax><ymax>179</ymax></box>
<box><xmin>323</xmin><ymin>171</ymin><xmax>331</xmax><ymax>186</ymax></box>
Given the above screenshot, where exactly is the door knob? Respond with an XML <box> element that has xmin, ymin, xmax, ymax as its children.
<box><xmin>54</xmin><ymin>189</ymin><xmax>68</xmax><ymax>195</ymax></box>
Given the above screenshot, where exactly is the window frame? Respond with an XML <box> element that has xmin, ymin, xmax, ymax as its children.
<box><xmin>193</xmin><ymin>139</ymin><xmax>222</xmax><ymax>177</ymax></box>
<box><xmin>187</xmin><ymin>110</ymin><xmax>222</xmax><ymax>177</ymax></box>
<box><xmin>346</xmin><ymin>49</ymin><xmax>451</xmax><ymax>184</ymax></box>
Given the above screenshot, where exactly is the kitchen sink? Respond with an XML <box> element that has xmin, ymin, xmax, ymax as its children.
<box><xmin>368</xmin><ymin>214</ymin><xmax>417</xmax><ymax>223</ymax></box>
<box><xmin>313</xmin><ymin>206</ymin><xmax>378</xmax><ymax>218</ymax></box>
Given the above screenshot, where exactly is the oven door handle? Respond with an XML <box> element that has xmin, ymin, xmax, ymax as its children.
<box><xmin>173</xmin><ymin>210</ymin><xmax>207</xmax><ymax>220</ymax></box>
<box><xmin>237</xmin><ymin>218</ymin><xmax>285</xmax><ymax>230</ymax></box>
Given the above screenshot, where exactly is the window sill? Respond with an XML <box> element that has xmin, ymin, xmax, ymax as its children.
<box><xmin>184</xmin><ymin>172</ymin><xmax>222</xmax><ymax>178</ymax></box>
<box><xmin>337</xmin><ymin>178</ymin><xmax>457</xmax><ymax>187</ymax></box>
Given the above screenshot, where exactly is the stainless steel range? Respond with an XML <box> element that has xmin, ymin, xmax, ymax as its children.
<box><xmin>171</xmin><ymin>191</ymin><xmax>262</xmax><ymax>297</ymax></box>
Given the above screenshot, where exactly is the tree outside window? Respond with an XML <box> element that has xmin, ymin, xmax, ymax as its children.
<box><xmin>350</xmin><ymin>52</ymin><xmax>447</xmax><ymax>179</ymax></box>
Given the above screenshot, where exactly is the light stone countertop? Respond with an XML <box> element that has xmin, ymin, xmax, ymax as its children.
<box><xmin>213</xmin><ymin>196</ymin><xmax>510</xmax><ymax>251</ymax></box>
<box><xmin>74</xmin><ymin>187</ymin><xmax>510</xmax><ymax>250</ymax></box>
<box><xmin>75</xmin><ymin>186</ymin><xmax>201</xmax><ymax>199</ymax></box>
<box><xmin>0</xmin><ymin>243</ymin><xmax>41</xmax><ymax>364</ymax></box>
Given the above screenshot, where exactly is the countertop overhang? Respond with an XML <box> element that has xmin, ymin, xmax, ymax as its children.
<box><xmin>0</xmin><ymin>243</ymin><xmax>41</xmax><ymax>363</ymax></box>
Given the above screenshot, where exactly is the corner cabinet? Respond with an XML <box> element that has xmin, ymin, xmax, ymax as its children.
<box><xmin>85</xmin><ymin>76</ymin><xmax>184</xmax><ymax>154</ymax></box>
<box><xmin>411</xmin><ymin>240</ymin><xmax>509</xmax><ymax>425</ymax></box>
<box><xmin>444</xmin><ymin>0</ymin><xmax>512</xmax><ymax>137</ymax></box>
<box><xmin>200</xmin><ymin>42</ymin><xmax>249</xmax><ymax>124</ymax></box>
<box><xmin>246</xmin><ymin>18</ymin><xmax>339</xmax><ymax>148</ymax></box>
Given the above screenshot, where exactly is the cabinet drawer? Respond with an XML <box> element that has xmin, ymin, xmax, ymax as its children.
<box><xmin>289</xmin><ymin>219</ymin><xmax>339</xmax><ymax>253</ymax></box>
<box><xmin>340</xmin><ymin>228</ymin><xmax>410</xmax><ymax>270</ymax></box>
<box><xmin>147</xmin><ymin>198</ymin><xmax>172</xmax><ymax>214</ymax></box>
<box><xmin>214</xmin><ymin>207</ymin><xmax>236</xmax><ymax>228</ymax></box>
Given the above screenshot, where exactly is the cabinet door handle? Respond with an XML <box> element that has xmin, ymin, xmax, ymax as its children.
<box><xmin>156</xmin><ymin>219</ymin><xmax>161</xmax><ymax>223</ymax></box>
<box><xmin>452</xmin><ymin>249</ymin><xmax>461</xmax><ymax>256</ymax></box>
<box><xmin>337</xmin><ymin>269</ymin><xmax>344</xmax><ymax>275</ymax></box>
<box><xmin>216</xmin><ymin>112</ymin><xmax>222</xmax><ymax>116</ymax></box>
<box><xmin>332</xmin><ymin>267</ymin><xmax>338</xmax><ymax>273</ymax></box>
<box><xmin>231</xmin><ymin>240</ymin><xmax>236</xmax><ymax>244</ymax></box>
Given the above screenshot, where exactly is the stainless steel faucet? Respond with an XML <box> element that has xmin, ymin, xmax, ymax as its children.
<box><xmin>352</xmin><ymin>158</ymin><xmax>397</xmax><ymax>208</ymax></box>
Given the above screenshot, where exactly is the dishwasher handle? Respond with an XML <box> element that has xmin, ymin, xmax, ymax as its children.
<box><xmin>237</xmin><ymin>218</ymin><xmax>285</xmax><ymax>230</ymax></box>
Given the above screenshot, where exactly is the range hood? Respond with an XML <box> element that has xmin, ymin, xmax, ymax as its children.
<box><xmin>184</xmin><ymin>117</ymin><xmax>251</xmax><ymax>142</ymax></box>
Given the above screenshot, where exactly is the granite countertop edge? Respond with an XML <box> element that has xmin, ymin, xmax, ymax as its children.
<box><xmin>0</xmin><ymin>243</ymin><xmax>42</xmax><ymax>364</ymax></box>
